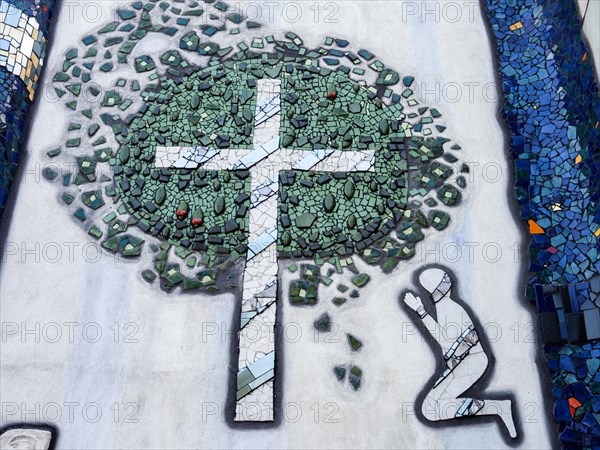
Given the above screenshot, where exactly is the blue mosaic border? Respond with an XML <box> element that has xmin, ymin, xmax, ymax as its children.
<box><xmin>483</xmin><ymin>0</ymin><xmax>600</xmax><ymax>446</ymax></box>
<box><xmin>0</xmin><ymin>0</ymin><xmax>57</xmax><ymax>221</ymax></box>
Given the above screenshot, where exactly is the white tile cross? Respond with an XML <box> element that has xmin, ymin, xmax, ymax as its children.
<box><xmin>155</xmin><ymin>78</ymin><xmax>375</xmax><ymax>421</ymax></box>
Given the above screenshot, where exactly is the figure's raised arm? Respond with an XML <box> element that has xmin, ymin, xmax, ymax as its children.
<box><xmin>403</xmin><ymin>292</ymin><xmax>442</xmax><ymax>340</ymax></box>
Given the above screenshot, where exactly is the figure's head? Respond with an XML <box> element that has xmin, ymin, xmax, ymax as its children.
<box><xmin>418</xmin><ymin>267</ymin><xmax>453</xmax><ymax>302</ymax></box>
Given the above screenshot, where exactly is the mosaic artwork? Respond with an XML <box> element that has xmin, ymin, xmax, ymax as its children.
<box><xmin>484</xmin><ymin>0</ymin><xmax>600</xmax><ymax>447</ymax></box>
<box><xmin>0</xmin><ymin>0</ymin><xmax>55</xmax><ymax>219</ymax></box>
<box><xmin>0</xmin><ymin>424</ymin><xmax>56</xmax><ymax>450</ymax></box>
<box><xmin>0</xmin><ymin>0</ymin><xmax>598</xmax><ymax>448</ymax></box>
<box><xmin>42</xmin><ymin>2</ymin><xmax>466</xmax><ymax>421</ymax></box>
<box><xmin>403</xmin><ymin>267</ymin><xmax>517</xmax><ymax>438</ymax></box>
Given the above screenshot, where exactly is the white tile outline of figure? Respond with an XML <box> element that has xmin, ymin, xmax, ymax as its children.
<box><xmin>155</xmin><ymin>78</ymin><xmax>375</xmax><ymax>422</ymax></box>
<box><xmin>0</xmin><ymin>427</ymin><xmax>53</xmax><ymax>450</ymax></box>
<box><xmin>403</xmin><ymin>267</ymin><xmax>518</xmax><ymax>439</ymax></box>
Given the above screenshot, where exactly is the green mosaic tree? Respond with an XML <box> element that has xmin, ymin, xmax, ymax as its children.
<box><xmin>45</xmin><ymin>2</ymin><xmax>467</xmax><ymax>420</ymax></box>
